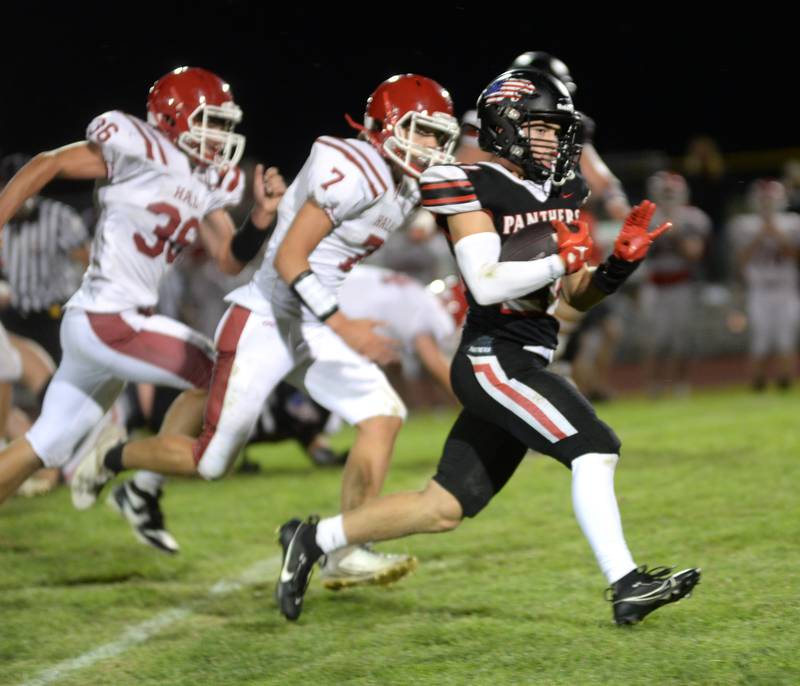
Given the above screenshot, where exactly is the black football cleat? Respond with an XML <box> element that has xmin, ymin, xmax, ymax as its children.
<box><xmin>107</xmin><ymin>481</ymin><xmax>179</xmax><ymax>554</ymax></box>
<box><xmin>607</xmin><ymin>565</ymin><xmax>701</xmax><ymax>625</ymax></box>
<box><xmin>307</xmin><ymin>445</ymin><xmax>348</xmax><ymax>467</ymax></box>
<box><xmin>275</xmin><ymin>517</ymin><xmax>322</xmax><ymax>621</ymax></box>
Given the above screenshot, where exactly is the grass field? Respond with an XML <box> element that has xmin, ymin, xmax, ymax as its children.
<box><xmin>1</xmin><ymin>387</ymin><xmax>799</xmax><ymax>685</ymax></box>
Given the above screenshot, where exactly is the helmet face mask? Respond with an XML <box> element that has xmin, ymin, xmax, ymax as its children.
<box><xmin>478</xmin><ymin>69</ymin><xmax>581</xmax><ymax>185</ymax></box>
<box><xmin>351</xmin><ymin>74</ymin><xmax>460</xmax><ymax>179</ymax></box>
<box><xmin>178</xmin><ymin>100</ymin><xmax>245</xmax><ymax>169</ymax></box>
<box><xmin>147</xmin><ymin>67</ymin><xmax>246</xmax><ymax>169</ymax></box>
<box><xmin>383</xmin><ymin>110</ymin><xmax>460</xmax><ymax>178</ymax></box>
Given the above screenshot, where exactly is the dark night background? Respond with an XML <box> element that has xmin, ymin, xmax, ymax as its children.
<box><xmin>2</xmin><ymin>6</ymin><xmax>794</xmax><ymax>181</ymax></box>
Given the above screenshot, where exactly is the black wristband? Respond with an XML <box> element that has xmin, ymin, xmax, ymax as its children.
<box><xmin>590</xmin><ymin>254</ymin><xmax>641</xmax><ymax>294</ymax></box>
<box><xmin>231</xmin><ymin>215</ymin><xmax>274</xmax><ymax>263</ymax></box>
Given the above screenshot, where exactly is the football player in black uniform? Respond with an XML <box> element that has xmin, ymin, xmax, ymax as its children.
<box><xmin>275</xmin><ymin>70</ymin><xmax>701</xmax><ymax>625</ymax></box>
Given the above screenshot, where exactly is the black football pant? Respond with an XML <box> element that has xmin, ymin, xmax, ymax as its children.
<box><xmin>433</xmin><ymin>336</ymin><xmax>620</xmax><ymax>517</ymax></box>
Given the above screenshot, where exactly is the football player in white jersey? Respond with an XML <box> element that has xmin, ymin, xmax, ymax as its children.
<box><xmin>73</xmin><ymin>74</ymin><xmax>461</xmax><ymax>585</ymax></box>
<box><xmin>640</xmin><ymin>172</ymin><xmax>710</xmax><ymax>396</ymax></box>
<box><xmin>0</xmin><ymin>68</ymin><xmax>284</xmax><ymax>539</ymax></box>
<box><xmin>731</xmin><ymin>179</ymin><xmax>800</xmax><ymax>390</ymax></box>
<box><xmin>340</xmin><ymin>265</ymin><xmax>458</xmax><ymax>398</ymax></box>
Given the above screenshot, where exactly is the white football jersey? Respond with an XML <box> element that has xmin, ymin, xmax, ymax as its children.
<box><xmin>67</xmin><ymin>110</ymin><xmax>244</xmax><ymax>312</ymax></box>
<box><xmin>339</xmin><ymin>265</ymin><xmax>455</xmax><ymax>353</ymax></box>
<box><xmin>730</xmin><ymin>212</ymin><xmax>800</xmax><ymax>291</ymax></box>
<box><xmin>227</xmin><ymin>136</ymin><xmax>419</xmax><ymax>319</ymax></box>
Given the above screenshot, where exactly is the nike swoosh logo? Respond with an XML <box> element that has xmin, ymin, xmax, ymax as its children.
<box><xmin>127</xmin><ymin>499</ymin><xmax>148</xmax><ymax>515</ymax></box>
<box><xmin>122</xmin><ymin>499</ymin><xmax>149</xmax><ymax>525</ymax></box>
<box><xmin>280</xmin><ymin>535</ymin><xmax>298</xmax><ymax>583</ymax></box>
<box><xmin>563</xmin><ymin>192</ymin><xmax>574</xmax><ymax>198</ymax></box>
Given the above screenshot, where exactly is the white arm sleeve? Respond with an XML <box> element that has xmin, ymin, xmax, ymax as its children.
<box><xmin>453</xmin><ymin>232</ymin><xmax>565</xmax><ymax>306</ymax></box>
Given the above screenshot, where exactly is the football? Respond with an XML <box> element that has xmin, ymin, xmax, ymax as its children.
<box><xmin>499</xmin><ymin>221</ymin><xmax>557</xmax><ymax>262</ymax></box>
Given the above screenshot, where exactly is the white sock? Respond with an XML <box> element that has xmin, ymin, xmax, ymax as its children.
<box><xmin>316</xmin><ymin>514</ymin><xmax>348</xmax><ymax>554</ymax></box>
<box><xmin>571</xmin><ymin>453</ymin><xmax>637</xmax><ymax>584</ymax></box>
<box><xmin>133</xmin><ymin>470</ymin><xmax>166</xmax><ymax>495</ymax></box>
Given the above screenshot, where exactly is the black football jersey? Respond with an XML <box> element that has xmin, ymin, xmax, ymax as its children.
<box><xmin>420</xmin><ymin>161</ymin><xmax>589</xmax><ymax>350</ymax></box>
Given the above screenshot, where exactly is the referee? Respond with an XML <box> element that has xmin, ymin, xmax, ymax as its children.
<box><xmin>0</xmin><ymin>153</ymin><xmax>90</xmax><ymax>363</ymax></box>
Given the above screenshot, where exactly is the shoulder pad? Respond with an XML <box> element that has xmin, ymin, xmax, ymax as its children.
<box><xmin>420</xmin><ymin>164</ymin><xmax>482</xmax><ymax>215</ymax></box>
<box><xmin>313</xmin><ymin>136</ymin><xmax>392</xmax><ymax>201</ymax></box>
<box><xmin>86</xmin><ymin>110</ymin><xmax>169</xmax><ymax>166</ymax></box>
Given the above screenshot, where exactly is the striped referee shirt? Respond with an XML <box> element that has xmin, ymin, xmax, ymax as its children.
<box><xmin>1</xmin><ymin>197</ymin><xmax>89</xmax><ymax>313</ymax></box>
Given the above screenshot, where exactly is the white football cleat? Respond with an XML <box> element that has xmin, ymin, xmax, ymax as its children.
<box><xmin>70</xmin><ymin>422</ymin><xmax>127</xmax><ymax>510</ymax></box>
<box><xmin>320</xmin><ymin>545</ymin><xmax>418</xmax><ymax>591</ymax></box>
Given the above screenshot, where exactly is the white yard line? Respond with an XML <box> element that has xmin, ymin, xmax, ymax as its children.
<box><xmin>17</xmin><ymin>554</ymin><xmax>282</xmax><ymax>686</ymax></box>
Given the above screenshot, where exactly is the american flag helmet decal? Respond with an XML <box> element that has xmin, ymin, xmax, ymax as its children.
<box><xmin>484</xmin><ymin>77</ymin><xmax>536</xmax><ymax>104</ymax></box>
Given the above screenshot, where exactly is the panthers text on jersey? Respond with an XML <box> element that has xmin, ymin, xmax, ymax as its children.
<box><xmin>66</xmin><ymin>110</ymin><xmax>244</xmax><ymax>312</ymax></box>
<box><xmin>227</xmin><ymin>136</ymin><xmax>419</xmax><ymax>319</ymax></box>
<box><xmin>419</xmin><ymin>161</ymin><xmax>588</xmax><ymax>352</ymax></box>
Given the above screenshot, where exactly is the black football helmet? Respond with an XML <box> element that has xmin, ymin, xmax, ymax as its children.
<box><xmin>477</xmin><ymin>69</ymin><xmax>581</xmax><ymax>185</ymax></box>
<box><xmin>509</xmin><ymin>52</ymin><xmax>577</xmax><ymax>94</ymax></box>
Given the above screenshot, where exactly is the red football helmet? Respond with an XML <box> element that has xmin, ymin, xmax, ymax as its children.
<box><xmin>147</xmin><ymin>67</ymin><xmax>245</xmax><ymax>168</ymax></box>
<box><xmin>347</xmin><ymin>74</ymin><xmax>459</xmax><ymax>178</ymax></box>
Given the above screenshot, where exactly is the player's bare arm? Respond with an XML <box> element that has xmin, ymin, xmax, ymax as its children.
<box><xmin>274</xmin><ymin>199</ymin><xmax>334</xmax><ymax>284</ymax></box>
<box><xmin>0</xmin><ymin>142</ymin><xmax>106</xmax><ymax>226</ymax></box>
<box><xmin>274</xmin><ymin>200</ymin><xmax>397</xmax><ymax>365</ymax></box>
<box><xmin>199</xmin><ymin>164</ymin><xmax>286</xmax><ymax>275</ymax></box>
<box><xmin>413</xmin><ymin>333</ymin><xmax>455</xmax><ymax>398</ymax></box>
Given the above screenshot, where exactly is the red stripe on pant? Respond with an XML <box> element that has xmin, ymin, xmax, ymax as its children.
<box><xmin>472</xmin><ymin>362</ymin><xmax>567</xmax><ymax>440</ymax></box>
<box><xmin>87</xmin><ymin>312</ymin><xmax>213</xmax><ymax>389</ymax></box>
<box><xmin>192</xmin><ymin>305</ymin><xmax>251</xmax><ymax>465</ymax></box>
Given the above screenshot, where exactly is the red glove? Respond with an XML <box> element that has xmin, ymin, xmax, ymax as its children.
<box><xmin>613</xmin><ymin>200</ymin><xmax>672</xmax><ymax>261</ymax></box>
<box><xmin>554</xmin><ymin>220</ymin><xmax>593</xmax><ymax>274</ymax></box>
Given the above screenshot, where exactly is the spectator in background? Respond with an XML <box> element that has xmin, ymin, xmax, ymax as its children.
<box><xmin>682</xmin><ymin>136</ymin><xmax>727</xmax><ymax>279</ymax></box>
<box><xmin>730</xmin><ymin>180</ymin><xmax>800</xmax><ymax>390</ymax></box>
<box><xmin>782</xmin><ymin>159</ymin><xmax>800</xmax><ymax>214</ymax></box>
<box><xmin>640</xmin><ymin>172</ymin><xmax>711</xmax><ymax>397</ymax></box>
<box><xmin>0</xmin><ymin>154</ymin><xmax>90</xmax><ymax>363</ymax></box>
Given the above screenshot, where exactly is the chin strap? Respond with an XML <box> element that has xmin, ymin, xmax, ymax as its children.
<box><xmin>344</xmin><ymin>112</ymin><xmax>366</xmax><ymax>133</ymax></box>
<box><xmin>344</xmin><ymin>113</ymin><xmax>383</xmax><ymax>150</ymax></box>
